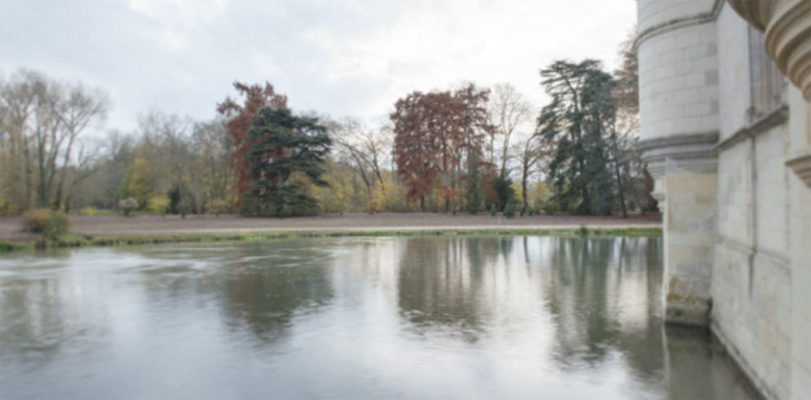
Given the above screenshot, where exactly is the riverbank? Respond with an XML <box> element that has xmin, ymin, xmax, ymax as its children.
<box><xmin>0</xmin><ymin>212</ymin><xmax>662</xmax><ymax>253</ymax></box>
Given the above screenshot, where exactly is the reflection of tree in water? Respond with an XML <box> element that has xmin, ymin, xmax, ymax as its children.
<box><xmin>215</xmin><ymin>243</ymin><xmax>334</xmax><ymax>346</ymax></box>
<box><xmin>545</xmin><ymin>238</ymin><xmax>615</xmax><ymax>362</ymax></box>
<box><xmin>0</xmin><ymin>273</ymin><xmax>107</xmax><ymax>367</ymax></box>
<box><xmin>610</xmin><ymin>237</ymin><xmax>665</xmax><ymax>386</ymax></box>
<box><xmin>397</xmin><ymin>237</ymin><xmax>511</xmax><ymax>340</ymax></box>
<box><xmin>543</xmin><ymin>237</ymin><xmax>665</xmax><ymax>383</ymax></box>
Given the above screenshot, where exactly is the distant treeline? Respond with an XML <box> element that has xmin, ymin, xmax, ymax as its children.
<box><xmin>0</xmin><ymin>37</ymin><xmax>656</xmax><ymax>217</ymax></box>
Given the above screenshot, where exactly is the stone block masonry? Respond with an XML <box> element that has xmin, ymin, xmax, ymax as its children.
<box><xmin>638</xmin><ymin>0</ymin><xmax>811</xmax><ymax>398</ymax></box>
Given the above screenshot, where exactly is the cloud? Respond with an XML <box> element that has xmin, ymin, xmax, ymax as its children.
<box><xmin>126</xmin><ymin>0</ymin><xmax>231</xmax><ymax>50</ymax></box>
<box><xmin>293</xmin><ymin>0</ymin><xmax>637</xmax><ymax>122</ymax></box>
<box><xmin>0</xmin><ymin>0</ymin><xmax>636</xmax><ymax>132</ymax></box>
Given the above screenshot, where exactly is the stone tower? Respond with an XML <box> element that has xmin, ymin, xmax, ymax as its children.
<box><xmin>636</xmin><ymin>0</ymin><xmax>722</xmax><ymax>325</ymax></box>
<box><xmin>637</xmin><ymin>0</ymin><xmax>811</xmax><ymax>397</ymax></box>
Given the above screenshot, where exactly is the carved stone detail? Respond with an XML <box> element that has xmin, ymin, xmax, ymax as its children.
<box><xmin>727</xmin><ymin>0</ymin><xmax>774</xmax><ymax>31</ymax></box>
<box><xmin>638</xmin><ymin>132</ymin><xmax>720</xmax><ymax>178</ymax></box>
<box><xmin>728</xmin><ymin>0</ymin><xmax>811</xmax><ymax>100</ymax></box>
<box><xmin>786</xmin><ymin>152</ymin><xmax>811</xmax><ymax>187</ymax></box>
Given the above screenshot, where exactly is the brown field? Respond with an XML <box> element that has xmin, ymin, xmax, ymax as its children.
<box><xmin>0</xmin><ymin>212</ymin><xmax>661</xmax><ymax>243</ymax></box>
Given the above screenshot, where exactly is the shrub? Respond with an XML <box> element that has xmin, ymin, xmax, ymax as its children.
<box><xmin>21</xmin><ymin>208</ymin><xmax>70</xmax><ymax>239</ymax></box>
<box><xmin>21</xmin><ymin>208</ymin><xmax>51</xmax><ymax>233</ymax></box>
<box><xmin>0</xmin><ymin>199</ymin><xmax>21</xmax><ymax>217</ymax></box>
<box><xmin>147</xmin><ymin>196</ymin><xmax>169</xmax><ymax>216</ymax></box>
<box><xmin>44</xmin><ymin>212</ymin><xmax>69</xmax><ymax>239</ymax></box>
<box><xmin>544</xmin><ymin>202</ymin><xmax>558</xmax><ymax>215</ymax></box>
<box><xmin>489</xmin><ymin>203</ymin><xmax>498</xmax><ymax>216</ymax></box>
<box><xmin>119</xmin><ymin>197</ymin><xmax>139</xmax><ymax>216</ymax></box>
<box><xmin>80</xmin><ymin>206</ymin><xmax>98</xmax><ymax>216</ymax></box>
<box><xmin>210</xmin><ymin>198</ymin><xmax>231</xmax><ymax>216</ymax></box>
<box><xmin>168</xmin><ymin>182</ymin><xmax>196</xmax><ymax>217</ymax></box>
<box><xmin>503</xmin><ymin>198</ymin><xmax>517</xmax><ymax>218</ymax></box>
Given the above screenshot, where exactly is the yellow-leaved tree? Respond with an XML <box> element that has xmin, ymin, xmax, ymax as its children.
<box><xmin>124</xmin><ymin>156</ymin><xmax>153</xmax><ymax>209</ymax></box>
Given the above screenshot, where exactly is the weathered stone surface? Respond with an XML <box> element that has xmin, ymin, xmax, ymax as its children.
<box><xmin>638</xmin><ymin>0</ymin><xmax>721</xmax><ymax>328</ymax></box>
<box><xmin>729</xmin><ymin>0</ymin><xmax>811</xmax><ymax>100</ymax></box>
<box><xmin>639</xmin><ymin>1</ymin><xmax>811</xmax><ymax>399</ymax></box>
<box><xmin>660</xmin><ymin>173</ymin><xmax>717</xmax><ymax>326</ymax></box>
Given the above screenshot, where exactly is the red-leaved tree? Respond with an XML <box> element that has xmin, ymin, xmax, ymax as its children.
<box><xmin>217</xmin><ymin>82</ymin><xmax>287</xmax><ymax>204</ymax></box>
<box><xmin>391</xmin><ymin>84</ymin><xmax>492</xmax><ymax>212</ymax></box>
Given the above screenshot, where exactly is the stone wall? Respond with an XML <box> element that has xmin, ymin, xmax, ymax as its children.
<box><xmin>638</xmin><ymin>0</ymin><xmax>811</xmax><ymax>398</ymax></box>
<box><xmin>788</xmin><ymin>87</ymin><xmax>811</xmax><ymax>400</ymax></box>
<box><xmin>638</xmin><ymin>4</ymin><xmax>719</xmax><ymax>141</ymax></box>
<box><xmin>637</xmin><ymin>0</ymin><xmax>721</xmax><ymax>326</ymax></box>
<box><xmin>714</xmin><ymin>124</ymin><xmax>792</xmax><ymax>400</ymax></box>
<box><xmin>660</xmin><ymin>173</ymin><xmax>716</xmax><ymax>324</ymax></box>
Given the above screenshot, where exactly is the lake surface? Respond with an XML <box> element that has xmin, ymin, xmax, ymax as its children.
<box><xmin>0</xmin><ymin>236</ymin><xmax>757</xmax><ymax>399</ymax></box>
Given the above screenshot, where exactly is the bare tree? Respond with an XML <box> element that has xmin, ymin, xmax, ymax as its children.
<box><xmin>331</xmin><ymin>118</ymin><xmax>392</xmax><ymax>209</ymax></box>
<box><xmin>488</xmin><ymin>83</ymin><xmax>532</xmax><ymax>178</ymax></box>
<box><xmin>192</xmin><ymin>119</ymin><xmax>234</xmax><ymax>213</ymax></box>
<box><xmin>0</xmin><ymin>71</ymin><xmax>40</xmax><ymax>210</ymax></box>
<box><xmin>137</xmin><ymin>111</ymin><xmax>194</xmax><ymax>193</ymax></box>
<box><xmin>613</xmin><ymin>30</ymin><xmax>639</xmax><ymax>131</ymax></box>
<box><xmin>51</xmin><ymin>83</ymin><xmax>109</xmax><ymax>209</ymax></box>
<box><xmin>61</xmin><ymin>140</ymin><xmax>102</xmax><ymax>212</ymax></box>
<box><xmin>515</xmin><ymin>133</ymin><xmax>552</xmax><ymax>213</ymax></box>
<box><xmin>0</xmin><ymin>70</ymin><xmax>108</xmax><ymax>211</ymax></box>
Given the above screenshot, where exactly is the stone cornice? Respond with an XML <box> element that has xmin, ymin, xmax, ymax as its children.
<box><xmin>636</xmin><ymin>0</ymin><xmax>724</xmax><ymax>48</ymax></box>
<box><xmin>727</xmin><ymin>0</ymin><xmax>774</xmax><ymax>31</ymax></box>
<box><xmin>786</xmin><ymin>152</ymin><xmax>811</xmax><ymax>187</ymax></box>
<box><xmin>638</xmin><ymin>132</ymin><xmax>720</xmax><ymax>177</ymax></box>
<box><xmin>729</xmin><ymin>0</ymin><xmax>811</xmax><ymax>99</ymax></box>
<box><xmin>714</xmin><ymin>105</ymin><xmax>789</xmax><ymax>153</ymax></box>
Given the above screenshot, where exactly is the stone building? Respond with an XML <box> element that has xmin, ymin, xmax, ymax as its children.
<box><xmin>635</xmin><ymin>0</ymin><xmax>811</xmax><ymax>399</ymax></box>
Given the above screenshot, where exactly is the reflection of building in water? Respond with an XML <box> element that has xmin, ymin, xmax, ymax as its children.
<box><xmin>0</xmin><ymin>237</ymin><xmax>758</xmax><ymax>399</ymax></box>
<box><xmin>378</xmin><ymin>236</ymin><xmax>729</xmax><ymax>394</ymax></box>
<box><xmin>539</xmin><ymin>238</ymin><xmax>664</xmax><ymax>382</ymax></box>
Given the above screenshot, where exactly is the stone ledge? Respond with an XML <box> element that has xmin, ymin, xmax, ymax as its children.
<box><xmin>636</xmin><ymin>0</ymin><xmax>724</xmax><ymax>48</ymax></box>
<box><xmin>718</xmin><ymin>235</ymin><xmax>791</xmax><ymax>269</ymax></box>
<box><xmin>714</xmin><ymin>105</ymin><xmax>789</xmax><ymax>153</ymax></box>
<box><xmin>638</xmin><ymin>132</ymin><xmax>720</xmax><ymax>177</ymax></box>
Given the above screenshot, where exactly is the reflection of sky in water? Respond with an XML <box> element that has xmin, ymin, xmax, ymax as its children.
<box><xmin>0</xmin><ymin>237</ymin><xmax>757</xmax><ymax>399</ymax></box>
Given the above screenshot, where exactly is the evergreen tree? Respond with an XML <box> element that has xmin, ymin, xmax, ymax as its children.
<box><xmin>168</xmin><ymin>181</ymin><xmax>195</xmax><ymax>217</ymax></box>
<box><xmin>503</xmin><ymin>197</ymin><xmax>517</xmax><ymax>218</ymax></box>
<box><xmin>491</xmin><ymin>175</ymin><xmax>515</xmax><ymax>212</ymax></box>
<box><xmin>244</xmin><ymin>107</ymin><xmax>331</xmax><ymax>217</ymax></box>
<box><xmin>537</xmin><ymin>60</ymin><xmax>617</xmax><ymax>215</ymax></box>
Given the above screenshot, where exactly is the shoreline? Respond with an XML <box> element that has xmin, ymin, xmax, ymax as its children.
<box><xmin>0</xmin><ymin>213</ymin><xmax>662</xmax><ymax>254</ymax></box>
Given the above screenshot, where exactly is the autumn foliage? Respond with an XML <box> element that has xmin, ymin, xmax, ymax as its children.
<box><xmin>0</xmin><ymin>34</ymin><xmax>656</xmax><ymax>219</ymax></box>
<box><xmin>390</xmin><ymin>84</ymin><xmax>493</xmax><ymax>212</ymax></box>
<box><xmin>217</xmin><ymin>82</ymin><xmax>288</xmax><ymax>201</ymax></box>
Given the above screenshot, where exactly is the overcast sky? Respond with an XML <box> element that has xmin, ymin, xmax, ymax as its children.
<box><xmin>0</xmin><ymin>0</ymin><xmax>636</xmax><ymax>133</ymax></box>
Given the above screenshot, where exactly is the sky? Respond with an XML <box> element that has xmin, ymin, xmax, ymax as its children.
<box><xmin>0</xmin><ymin>0</ymin><xmax>636</xmax><ymax>134</ymax></box>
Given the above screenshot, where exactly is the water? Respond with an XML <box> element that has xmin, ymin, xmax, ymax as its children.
<box><xmin>0</xmin><ymin>236</ymin><xmax>757</xmax><ymax>399</ymax></box>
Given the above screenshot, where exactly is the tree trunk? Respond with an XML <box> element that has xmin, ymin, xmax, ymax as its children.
<box><xmin>521</xmin><ymin>167</ymin><xmax>528</xmax><ymax>213</ymax></box>
<box><xmin>614</xmin><ymin>159</ymin><xmax>628</xmax><ymax>218</ymax></box>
